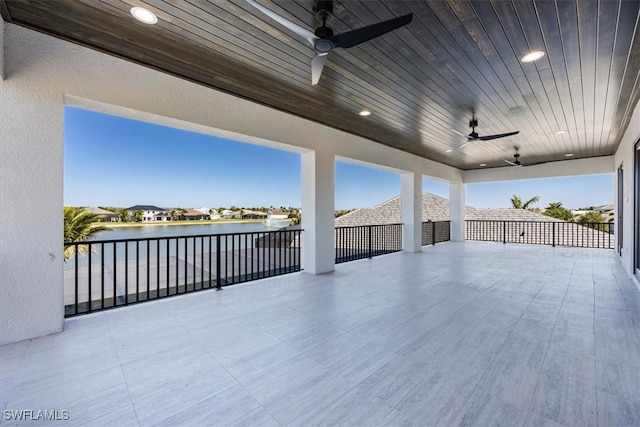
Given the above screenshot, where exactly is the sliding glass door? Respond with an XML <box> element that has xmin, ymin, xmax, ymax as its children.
<box><xmin>635</xmin><ymin>140</ymin><xmax>640</xmax><ymax>274</ymax></box>
<box><xmin>618</xmin><ymin>163</ymin><xmax>624</xmax><ymax>255</ymax></box>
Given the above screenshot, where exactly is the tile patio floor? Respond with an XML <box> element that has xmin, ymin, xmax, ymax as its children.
<box><xmin>1</xmin><ymin>242</ymin><xmax>639</xmax><ymax>426</ymax></box>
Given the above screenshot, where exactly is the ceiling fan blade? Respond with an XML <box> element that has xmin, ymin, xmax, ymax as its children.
<box><xmin>478</xmin><ymin>131</ymin><xmax>520</xmax><ymax>141</ymax></box>
<box><xmin>246</xmin><ymin>0</ymin><xmax>318</xmax><ymax>47</ymax></box>
<box><xmin>456</xmin><ymin>140</ymin><xmax>473</xmax><ymax>150</ymax></box>
<box><xmin>311</xmin><ymin>53</ymin><xmax>328</xmax><ymax>85</ymax></box>
<box><xmin>504</xmin><ymin>159</ymin><xmax>521</xmax><ymax>166</ymax></box>
<box><xmin>522</xmin><ymin>161</ymin><xmax>548</xmax><ymax>167</ymax></box>
<box><xmin>330</xmin><ymin>13</ymin><xmax>413</xmax><ymax>49</ymax></box>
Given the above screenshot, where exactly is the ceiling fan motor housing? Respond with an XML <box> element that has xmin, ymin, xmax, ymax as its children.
<box><xmin>468</xmin><ymin>119</ymin><xmax>479</xmax><ymax>138</ymax></box>
<box><xmin>314</xmin><ymin>25</ymin><xmax>334</xmax><ymax>39</ymax></box>
<box><xmin>314</xmin><ymin>0</ymin><xmax>335</xmax><ymax>50</ymax></box>
<box><xmin>314</xmin><ymin>38</ymin><xmax>334</xmax><ymax>53</ymax></box>
<box><xmin>315</xmin><ymin>1</ymin><xmax>334</xmax><ymax>23</ymax></box>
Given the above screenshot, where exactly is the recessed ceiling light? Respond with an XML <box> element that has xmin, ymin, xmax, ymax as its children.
<box><xmin>358</xmin><ymin>110</ymin><xmax>371</xmax><ymax>117</ymax></box>
<box><xmin>131</xmin><ymin>6</ymin><xmax>158</xmax><ymax>24</ymax></box>
<box><xmin>565</xmin><ymin>153</ymin><xmax>574</xmax><ymax>157</ymax></box>
<box><xmin>556</xmin><ymin>130</ymin><xmax>568</xmax><ymax>135</ymax></box>
<box><xmin>521</xmin><ymin>50</ymin><xmax>545</xmax><ymax>63</ymax></box>
<box><xmin>480</xmin><ymin>163</ymin><xmax>487</xmax><ymax>167</ymax></box>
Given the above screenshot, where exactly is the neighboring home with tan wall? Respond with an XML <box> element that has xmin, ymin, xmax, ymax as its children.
<box><xmin>195</xmin><ymin>207</ymin><xmax>220</xmax><ymax>220</ymax></box>
<box><xmin>242</xmin><ymin>210</ymin><xmax>268</xmax><ymax>220</ymax></box>
<box><xmin>181</xmin><ymin>208</ymin><xmax>210</xmax><ymax>220</ymax></box>
<box><xmin>220</xmin><ymin>209</ymin><xmax>242</xmax><ymax>219</ymax></box>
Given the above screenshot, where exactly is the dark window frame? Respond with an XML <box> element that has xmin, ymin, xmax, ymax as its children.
<box><xmin>618</xmin><ymin>163</ymin><xmax>624</xmax><ymax>256</ymax></box>
<box><xmin>635</xmin><ymin>140</ymin><xmax>640</xmax><ymax>273</ymax></box>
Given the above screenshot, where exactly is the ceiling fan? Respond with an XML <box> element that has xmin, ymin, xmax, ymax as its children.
<box><xmin>454</xmin><ymin>118</ymin><xmax>519</xmax><ymax>151</ymax></box>
<box><xmin>246</xmin><ymin>0</ymin><xmax>413</xmax><ymax>85</ymax></box>
<box><xmin>505</xmin><ymin>146</ymin><xmax>522</xmax><ymax>166</ymax></box>
<box><xmin>503</xmin><ymin>146</ymin><xmax>548</xmax><ymax>167</ymax></box>
<box><xmin>467</xmin><ymin>118</ymin><xmax>519</xmax><ymax>142</ymax></box>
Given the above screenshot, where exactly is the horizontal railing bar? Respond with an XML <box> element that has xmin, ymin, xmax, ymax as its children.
<box><xmin>334</xmin><ymin>223</ymin><xmax>403</xmax><ymax>230</ymax></box>
<box><xmin>468</xmin><ymin>219</ymin><xmax>614</xmax><ymax>226</ymax></box>
<box><xmin>63</xmin><ymin>229</ymin><xmax>303</xmax><ymax>246</ymax></box>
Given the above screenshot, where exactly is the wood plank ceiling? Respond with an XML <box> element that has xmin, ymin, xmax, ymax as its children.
<box><xmin>2</xmin><ymin>0</ymin><xmax>639</xmax><ymax>170</ymax></box>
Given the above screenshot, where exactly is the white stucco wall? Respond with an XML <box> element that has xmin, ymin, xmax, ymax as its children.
<box><xmin>1</xmin><ymin>18</ymin><xmax>5</xmax><ymax>80</ymax></box>
<box><xmin>0</xmin><ymin>32</ymin><xmax>65</xmax><ymax>344</ymax></box>
<box><xmin>614</xmin><ymin>100</ymin><xmax>640</xmax><ymax>283</ymax></box>
<box><xmin>449</xmin><ymin>184</ymin><xmax>466</xmax><ymax>241</ymax></box>
<box><xmin>401</xmin><ymin>171</ymin><xmax>423</xmax><ymax>252</ymax></box>
<box><xmin>301</xmin><ymin>150</ymin><xmax>336</xmax><ymax>274</ymax></box>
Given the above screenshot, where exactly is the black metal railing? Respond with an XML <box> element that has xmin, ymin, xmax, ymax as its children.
<box><xmin>465</xmin><ymin>220</ymin><xmax>614</xmax><ymax>249</ymax></box>
<box><xmin>421</xmin><ymin>221</ymin><xmax>451</xmax><ymax>246</ymax></box>
<box><xmin>335</xmin><ymin>224</ymin><xmax>403</xmax><ymax>263</ymax></box>
<box><xmin>63</xmin><ymin>229</ymin><xmax>302</xmax><ymax>317</ymax></box>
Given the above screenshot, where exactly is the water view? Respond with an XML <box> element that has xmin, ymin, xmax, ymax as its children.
<box><xmin>94</xmin><ymin>221</ymin><xmax>272</xmax><ymax>241</ymax></box>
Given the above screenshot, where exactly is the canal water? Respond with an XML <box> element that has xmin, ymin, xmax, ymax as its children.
<box><xmin>65</xmin><ymin>221</ymin><xmax>283</xmax><ymax>272</ymax></box>
<box><xmin>94</xmin><ymin>221</ymin><xmax>272</xmax><ymax>241</ymax></box>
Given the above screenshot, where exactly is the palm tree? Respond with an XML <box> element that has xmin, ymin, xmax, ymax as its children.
<box><xmin>63</xmin><ymin>207</ymin><xmax>112</xmax><ymax>261</ymax></box>
<box><xmin>543</xmin><ymin>202</ymin><xmax>574</xmax><ymax>221</ymax></box>
<box><xmin>133</xmin><ymin>209</ymin><xmax>144</xmax><ymax>222</ymax></box>
<box><xmin>510</xmin><ymin>194</ymin><xmax>540</xmax><ymax>209</ymax></box>
<box><xmin>117</xmin><ymin>208</ymin><xmax>129</xmax><ymax>222</ymax></box>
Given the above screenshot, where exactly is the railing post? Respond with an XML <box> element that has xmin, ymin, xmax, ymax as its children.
<box><xmin>503</xmin><ymin>221</ymin><xmax>506</xmax><ymax>244</ymax></box>
<box><xmin>88</xmin><ymin>244</ymin><xmax>92</xmax><ymax>313</ymax></box>
<box><xmin>552</xmin><ymin>222</ymin><xmax>556</xmax><ymax>247</ymax></box>
<box><xmin>368</xmin><ymin>225</ymin><xmax>373</xmax><ymax>259</ymax></box>
<box><xmin>432</xmin><ymin>221</ymin><xmax>436</xmax><ymax>245</ymax></box>
<box><xmin>215</xmin><ymin>235</ymin><xmax>222</xmax><ymax>291</ymax></box>
<box><xmin>73</xmin><ymin>245</ymin><xmax>78</xmax><ymax>315</ymax></box>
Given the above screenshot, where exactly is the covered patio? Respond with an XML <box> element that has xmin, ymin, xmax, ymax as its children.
<box><xmin>2</xmin><ymin>1</ymin><xmax>640</xmax><ymax>426</ymax></box>
<box><xmin>2</xmin><ymin>242</ymin><xmax>638</xmax><ymax>426</ymax></box>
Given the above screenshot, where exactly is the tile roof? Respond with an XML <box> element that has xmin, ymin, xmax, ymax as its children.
<box><xmin>126</xmin><ymin>205</ymin><xmax>165</xmax><ymax>211</ymax></box>
<box><xmin>335</xmin><ymin>193</ymin><xmax>555</xmax><ymax>226</ymax></box>
<box><xmin>183</xmin><ymin>208</ymin><xmax>208</xmax><ymax>216</ymax></box>
<box><xmin>85</xmin><ymin>207</ymin><xmax>118</xmax><ymax>216</ymax></box>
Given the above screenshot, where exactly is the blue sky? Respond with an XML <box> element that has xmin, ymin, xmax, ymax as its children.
<box><xmin>64</xmin><ymin>107</ymin><xmax>613</xmax><ymax>210</ymax></box>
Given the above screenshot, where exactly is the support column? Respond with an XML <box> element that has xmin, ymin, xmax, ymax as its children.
<box><xmin>0</xmin><ymin>59</ymin><xmax>64</xmax><ymax>344</ymax></box>
<box><xmin>401</xmin><ymin>171</ymin><xmax>422</xmax><ymax>252</ymax></box>
<box><xmin>301</xmin><ymin>150</ymin><xmax>335</xmax><ymax>274</ymax></box>
<box><xmin>449</xmin><ymin>183</ymin><xmax>466</xmax><ymax>241</ymax></box>
<box><xmin>1</xmin><ymin>18</ymin><xmax>5</xmax><ymax>80</ymax></box>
